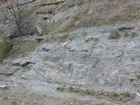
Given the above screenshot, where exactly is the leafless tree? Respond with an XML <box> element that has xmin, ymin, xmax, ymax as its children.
<box><xmin>1</xmin><ymin>0</ymin><xmax>36</xmax><ymax>38</ymax></box>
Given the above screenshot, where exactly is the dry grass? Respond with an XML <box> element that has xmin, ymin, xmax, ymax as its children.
<box><xmin>55</xmin><ymin>0</ymin><xmax>140</xmax><ymax>32</ymax></box>
<box><xmin>0</xmin><ymin>37</ymin><xmax>13</xmax><ymax>62</ymax></box>
<box><xmin>10</xmin><ymin>40</ymin><xmax>40</xmax><ymax>58</ymax></box>
<box><xmin>108</xmin><ymin>31</ymin><xmax>120</xmax><ymax>39</ymax></box>
<box><xmin>85</xmin><ymin>37</ymin><xmax>99</xmax><ymax>42</ymax></box>
<box><xmin>44</xmin><ymin>34</ymin><xmax>74</xmax><ymax>42</ymax></box>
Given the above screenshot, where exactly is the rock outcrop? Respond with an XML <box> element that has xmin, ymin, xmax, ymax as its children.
<box><xmin>10</xmin><ymin>25</ymin><xmax>140</xmax><ymax>93</ymax></box>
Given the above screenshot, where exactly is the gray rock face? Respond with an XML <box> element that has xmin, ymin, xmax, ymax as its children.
<box><xmin>0</xmin><ymin>65</ymin><xmax>19</xmax><ymax>75</ymax></box>
<box><xmin>10</xmin><ymin>25</ymin><xmax>140</xmax><ymax>93</ymax></box>
<box><xmin>12</xmin><ymin>57</ymin><xmax>33</xmax><ymax>66</ymax></box>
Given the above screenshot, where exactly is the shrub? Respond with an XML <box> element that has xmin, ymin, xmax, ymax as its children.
<box><xmin>110</xmin><ymin>92</ymin><xmax>119</xmax><ymax>98</ymax></box>
<box><xmin>0</xmin><ymin>38</ymin><xmax>13</xmax><ymax>62</ymax></box>
<box><xmin>108</xmin><ymin>31</ymin><xmax>120</xmax><ymax>39</ymax></box>
<box><xmin>124</xmin><ymin>32</ymin><xmax>129</xmax><ymax>37</ymax></box>
<box><xmin>130</xmin><ymin>78</ymin><xmax>134</xmax><ymax>82</ymax></box>
<box><xmin>137</xmin><ymin>75</ymin><xmax>140</xmax><ymax>79</ymax></box>
<box><xmin>56</xmin><ymin>87</ymin><xmax>65</xmax><ymax>92</ymax></box>
<box><xmin>85</xmin><ymin>37</ymin><xmax>99</xmax><ymax>42</ymax></box>
<box><xmin>122</xmin><ymin>92</ymin><xmax>132</xmax><ymax>98</ymax></box>
<box><xmin>81</xmin><ymin>89</ymin><xmax>95</xmax><ymax>96</ymax></box>
<box><xmin>131</xmin><ymin>32</ymin><xmax>137</xmax><ymax>38</ymax></box>
<box><xmin>68</xmin><ymin>87</ymin><xmax>74</xmax><ymax>92</ymax></box>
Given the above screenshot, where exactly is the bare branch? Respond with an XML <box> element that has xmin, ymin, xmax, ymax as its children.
<box><xmin>1</xmin><ymin>0</ymin><xmax>35</xmax><ymax>37</ymax></box>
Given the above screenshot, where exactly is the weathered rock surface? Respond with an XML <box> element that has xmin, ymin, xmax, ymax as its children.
<box><xmin>0</xmin><ymin>65</ymin><xmax>19</xmax><ymax>75</ymax></box>
<box><xmin>9</xmin><ymin>25</ymin><xmax>140</xmax><ymax>95</ymax></box>
<box><xmin>12</xmin><ymin>57</ymin><xmax>33</xmax><ymax>66</ymax></box>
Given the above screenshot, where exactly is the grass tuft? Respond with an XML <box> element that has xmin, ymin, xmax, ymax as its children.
<box><xmin>131</xmin><ymin>32</ymin><xmax>137</xmax><ymax>38</ymax></box>
<box><xmin>85</xmin><ymin>37</ymin><xmax>99</xmax><ymax>42</ymax></box>
<box><xmin>137</xmin><ymin>75</ymin><xmax>140</xmax><ymax>79</ymax></box>
<box><xmin>56</xmin><ymin>87</ymin><xmax>65</xmax><ymax>92</ymax></box>
<box><xmin>108</xmin><ymin>31</ymin><xmax>120</xmax><ymax>39</ymax></box>
<box><xmin>0</xmin><ymin>37</ymin><xmax>13</xmax><ymax>62</ymax></box>
<box><xmin>130</xmin><ymin>78</ymin><xmax>134</xmax><ymax>82</ymax></box>
<box><xmin>124</xmin><ymin>32</ymin><xmax>129</xmax><ymax>37</ymax></box>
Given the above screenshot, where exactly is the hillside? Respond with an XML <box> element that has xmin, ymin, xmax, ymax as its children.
<box><xmin>0</xmin><ymin>0</ymin><xmax>140</xmax><ymax>105</ymax></box>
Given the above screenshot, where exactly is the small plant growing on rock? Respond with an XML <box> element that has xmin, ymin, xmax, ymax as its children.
<box><xmin>56</xmin><ymin>87</ymin><xmax>65</xmax><ymax>92</ymax></box>
<box><xmin>137</xmin><ymin>75</ymin><xmax>140</xmax><ymax>79</ymax></box>
<box><xmin>124</xmin><ymin>31</ymin><xmax>129</xmax><ymax>37</ymax></box>
<box><xmin>59</xmin><ymin>34</ymin><xmax>74</xmax><ymax>42</ymax></box>
<box><xmin>108</xmin><ymin>31</ymin><xmax>120</xmax><ymax>39</ymax></box>
<box><xmin>0</xmin><ymin>37</ymin><xmax>13</xmax><ymax>62</ymax></box>
<box><xmin>68</xmin><ymin>86</ymin><xmax>74</xmax><ymax>92</ymax></box>
<box><xmin>110</xmin><ymin>92</ymin><xmax>119</xmax><ymax>98</ymax></box>
<box><xmin>81</xmin><ymin>89</ymin><xmax>95</xmax><ymax>96</ymax></box>
<box><xmin>122</xmin><ymin>92</ymin><xmax>132</xmax><ymax>98</ymax></box>
<box><xmin>85</xmin><ymin>37</ymin><xmax>99</xmax><ymax>42</ymax></box>
<box><xmin>130</xmin><ymin>78</ymin><xmax>134</xmax><ymax>82</ymax></box>
<box><xmin>131</xmin><ymin>57</ymin><xmax>135</xmax><ymax>61</ymax></box>
<box><xmin>131</xmin><ymin>32</ymin><xmax>137</xmax><ymax>38</ymax></box>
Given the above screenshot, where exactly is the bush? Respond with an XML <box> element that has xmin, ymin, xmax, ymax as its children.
<box><xmin>56</xmin><ymin>87</ymin><xmax>65</xmax><ymax>92</ymax></box>
<box><xmin>0</xmin><ymin>38</ymin><xmax>13</xmax><ymax>62</ymax></box>
<box><xmin>68</xmin><ymin>87</ymin><xmax>74</xmax><ymax>92</ymax></box>
<box><xmin>124</xmin><ymin>32</ymin><xmax>129</xmax><ymax>37</ymax></box>
<box><xmin>85</xmin><ymin>37</ymin><xmax>99</xmax><ymax>42</ymax></box>
<box><xmin>122</xmin><ymin>92</ymin><xmax>132</xmax><ymax>98</ymax></box>
<box><xmin>131</xmin><ymin>32</ymin><xmax>137</xmax><ymax>38</ymax></box>
<box><xmin>81</xmin><ymin>89</ymin><xmax>95</xmax><ymax>96</ymax></box>
<box><xmin>130</xmin><ymin>78</ymin><xmax>134</xmax><ymax>82</ymax></box>
<box><xmin>137</xmin><ymin>75</ymin><xmax>140</xmax><ymax>79</ymax></box>
<box><xmin>108</xmin><ymin>31</ymin><xmax>120</xmax><ymax>39</ymax></box>
<box><xmin>110</xmin><ymin>92</ymin><xmax>119</xmax><ymax>98</ymax></box>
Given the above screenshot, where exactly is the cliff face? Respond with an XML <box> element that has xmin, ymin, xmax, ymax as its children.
<box><xmin>11</xmin><ymin>23</ymin><xmax>140</xmax><ymax>91</ymax></box>
<box><xmin>0</xmin><ymin>0</ymin><xmax>140</xmax><ymax>105</ymax></box>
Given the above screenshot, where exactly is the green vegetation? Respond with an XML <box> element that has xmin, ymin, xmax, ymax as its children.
<box><xmin>68</xmin><ymin>86</ymin><xmax>74</xmax><ymax>92</ymax></box>
<box><xmin>57</xmin><ymin>86</ymin><xmax>135</xmax><ymax>102</ymax></box>
<box><xmin>122</xmin><ymin>92</ymin><xmax>134</xmax><ymax>98</ymax></box>
<box><xmin>137</xmin><ymin>75</ymin><xmax>140</xmax><ymax>79</ymax></box>
<box><xmin>36</xmin><ymin>38</ymin><xmax>43</xmax><ymax>43</ymax></box>
<box><xmin>0</xmin><ymin>29</ymin><xmax>3</xmax><ymax>37</ymax></box>
<box><xmin>44</xmin><ymin>34</ymin><xmax>74</xmax><ymax>42</ymax></box>
<box><xmin>131</xmin><ymin>57</ymin><xmax>135</xmax><ymax>61</ymax></box>
<box><xmin>110</xmin><ymin>92</ymin><xmax>119</xmax><ymax>98</ymax></box>
<box><xmin>56</xmin><ymin>87</ymin><xmax>65</xmax><ymax>92</ymax></box>
<box><xmin>85</xmin><ymin>37</ymin><xmax>99</xmax><ymax>42</ymax></box>
<box><xmin>59</xmin><ymin>34</ymin><xmax>73</xmax><ymax>42</ymax></box>
<box><xmin>124</xmin><ymin>32</ymin><xmax>129</xmax><ymax>37</ymax></box>
<box><xmin>68</xmin><ymin>87</ymin><xmax>82</xmax><ymax>93</ymax></box>
<box><xmin>80</xmin><ymin>89</ymin><xmax>95</xmax><ymax>96</ymax></box>
<box><xmin>131</xmin><ymin>32</ymin><xmax>137</xmax><ymax>38</ymax></box>
<box><xmin>130</xmin><ymin>78</ymin><xmax>134</xmax><ymax>82</ymax></box>
<box><xmin>57</xmin><ymin>86</ymin><xmax>95</xmax><ymax>96</ymax></box>
<box><xmin>108</xmin><ymin>31</ymin><xmax>120</xmax><ymax>39</ymax></box>
<box><xmin>0</xmin><ymin>37</ymin><xmax>13</xmax><ymax>62</ymax></box>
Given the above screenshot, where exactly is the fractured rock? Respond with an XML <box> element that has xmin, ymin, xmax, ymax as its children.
<box><xmin>105</xmin><ymin>70</ymin><xmax>119</xmax><ymax>85</ymax></box>
<box><xmin>12</xmin><ymin>57</ymin><xmax>33</xmax><ymax>67</ymax></box>
<box><xmin>0</xmin><ymin>66</ymin><xmax>18</xmax><ymax>76</ymax></box>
